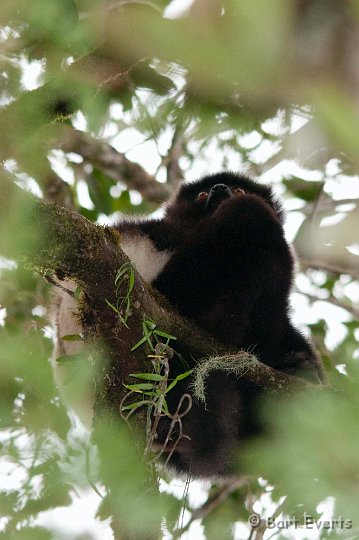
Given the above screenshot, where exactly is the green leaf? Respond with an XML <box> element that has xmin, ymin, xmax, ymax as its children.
<box><xmin>128</xmin><ymin>268</ymin><xmax>135</xmax><ymax>293</ymax></box>
<box><xmin>164</xmin><ymin>379</ymin><xmax>178</xmax><ymax>394</ymax></box>
<box><xmin>61</xmin><ymin>334</ymin><xmax>84</xmax><ymax>342</ymax></box>
<box><xmin>131</xmin><ymin>335</ymin><xmax>148</xmax><ymax>351</ymax></box>
<box><xmin>165</xmin><ymin>370</ymin><xmax>193</xmax><ymax>394</ymax></box>
<box><xmin>121</xmin><ymin>400</ymin><xmax>153</xmax><ymax>411</ymax></box>
<box><xmin>144</xmin><ymin>318</ymin><xmax>156</xmax><ymax>331</ymax></box>
<box><xmin>282</xmin><ymin>177</ymin><xmax>323</xmax><ymax>202</ymax></box>
<box><xmin>123</xmin><ymin>383</ymin><xmax>155</xmax><ymax>392</ymax></box>
<box><xmin>115</xmin><ymin>262</ymin><xmax>134</xmax><ymax>285</ymax></box>
<box><xmin>176</xmin><ymin>369</ymin><xmax>193</xmax><ymax>381</ymax></box>
<box><xmin>153</xmin><ymin>329</ymin><xmax>177</xmax><ymax>340</ymax></box>
<box><xmin>55</xmin><ymin>353</ymin><xmax>88</xmax><ymax>363</ymax></box>
<box><xmin>88</xmin><ymin>167</ymin><xmax>116</xmax><ymax>215</ymax></box>
<box><xmin>142</xmin><ymin>320</ymin><xmax>155</xmax><ymax>351</ymax></box>
<box><xmin>129</xmin><ymin>373</ymin><xmax>164</xmax><ymax>381</ymax></box>
<box><xmin>119</xmin><ymin>315</ymin><xmax>130</xmax><ymax>329</ymax></box>
<box><xmin>105</xmin><ymin>299</ymin><xmax>119</xmax><ymax>314</ymax></box>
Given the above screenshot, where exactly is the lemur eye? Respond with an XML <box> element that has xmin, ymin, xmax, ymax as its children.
<box><xmin>233</xmin><ymin>187</ymin><xmax>245</xmax><ymax>196</ymax></box>
<box><xmin>196</xmin><ymin>191</ymin><xmax>208</xmax><ymax>202</ymax></box>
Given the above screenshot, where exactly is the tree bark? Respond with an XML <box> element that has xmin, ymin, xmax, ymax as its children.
<box><xmin>0</xmin><ymin>173</ymin><xmax>319</xmax><ymax>427</ymax></box>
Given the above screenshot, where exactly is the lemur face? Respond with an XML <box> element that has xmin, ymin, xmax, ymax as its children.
<box><xmin>165</xmin><ymin>172</ymin><xmax>283</xmax><ymax>224</ymax></box>
<box><xmin>195</xmin><ymin>182</ymin><xmax>245</xmax><ymax>212</ymax></box>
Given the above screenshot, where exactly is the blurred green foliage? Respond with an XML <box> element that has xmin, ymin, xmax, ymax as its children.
<box><xmin>0</xmin><ymin>0</ymin><xmax>358</xmax><ymax>538</ymax></box>
<box><xmin>243</xmin><ymin>359</ymin><xmax>359</xmax><ymax>527</ymax></box>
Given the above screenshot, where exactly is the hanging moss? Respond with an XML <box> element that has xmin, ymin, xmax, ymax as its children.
<box><xmin>192</xmin><ymin>352</ymin><xmax>258</xmax><ymax>403</ymax></box>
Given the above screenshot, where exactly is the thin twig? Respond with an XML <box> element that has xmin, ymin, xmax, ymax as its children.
<box><xmin>174</xmin><ymin>477</ymin><xmax>249</xmax><ymax>538</ymax></box>
<box><xmin>162</xmin><ymin>394</ymin><xmax>192</xmax><ymax>465</ymax></box>
<box><xmin>303</xmin><ymin>290</ymin><xmax>359</xmax><ymax>319</ymax></box>
<box><xmin>300</xmin><ymin>258</ymin><xmax>359</xmax><ymax>281</ymax></box>
<box><xmin>146</xmin><ymin>356</ymin><xmax>170</xmax><ymax>456</ymax></box>
<box><xmin>44</xmin><ymin>274</ymin><xmax>75</xmax><ymax>297</ymax></box>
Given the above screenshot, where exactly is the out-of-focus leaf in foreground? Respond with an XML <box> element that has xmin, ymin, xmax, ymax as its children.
<box><xmin>242</xmin><ymin>362</ymin><xmax>359</xmax><ymax>526</ymax></box>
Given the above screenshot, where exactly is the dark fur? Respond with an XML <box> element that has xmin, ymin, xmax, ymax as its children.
<box><xmin>115</xmin><ymin>172</ymin><xmax>323</xmax><ymax>477</ymax></box>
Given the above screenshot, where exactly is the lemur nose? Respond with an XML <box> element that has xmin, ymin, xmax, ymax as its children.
<box><xmin>211</xmin><ymin>184</ymin><xmax>228</xmax><ymax>192</ymax></box>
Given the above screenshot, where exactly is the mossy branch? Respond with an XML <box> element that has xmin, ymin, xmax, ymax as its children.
<box><xmin>0</xmin><ymin>172</ymin><xmax>318</xmax><ymax>421</ymax></box>
<box><xmin>192</xmin><ymin>353</ymin><xmax>317</xmax><ymax>405</ymax></box>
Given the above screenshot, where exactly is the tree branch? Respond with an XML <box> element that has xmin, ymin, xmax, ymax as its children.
<box><xmin>174</xmin><ymin>477</ymin><xmax>249</xmax><ymax>538</ymax></box>
<box><xmin>300</xmin><ymin>258</ymin><xmax>359</xmax><ymax>281</ymax></box>
<box><xmin>0</xmin><ymin>172</ymin><xmax>322</xmax><ymax>426</ymax></box>
<box><xmin>302</xmin><ymin>291</ymin><xmax>359</xmax><ymax>320</ymax></box>
<box><xmin>52</xmin><ymin>125</ymin><xmax>171</xmax><ymax>203</ymax></box>
<box><xmin>192</xmin><ymin>354</ymin><xmax>319</xmax><ymax>404</ymax></box>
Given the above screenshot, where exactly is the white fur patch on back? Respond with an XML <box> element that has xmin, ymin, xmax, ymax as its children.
<box><xmin>120</xmin><ymin>232</ymin><xmax>172</xmax><ymax>283</ymax></box>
